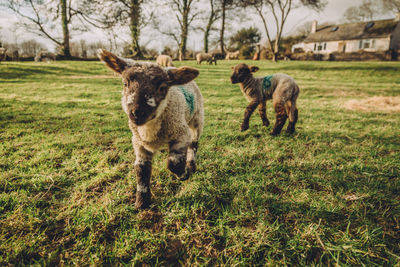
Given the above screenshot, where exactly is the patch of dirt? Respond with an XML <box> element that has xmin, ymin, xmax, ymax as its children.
<box><xmin>344</xmin><ymin>96</ymin><xmax>400</xmax><ymax>113</ymax></box>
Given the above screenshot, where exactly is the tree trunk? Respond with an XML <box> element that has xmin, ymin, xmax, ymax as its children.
<box><xmin>129</xmin><ymin>0</ymin><xmax>142</xmax><ymax>58</ymax></box>
<box><xmin>179</xmin><ymin>1</ymin><xmax>189</xmax><ymax>61</ymax></box>
<box><xmin>273</xmin><ymin>40</ymin><xmax>279</xmax><ymax>62</ymax></box>
<box><xmin>204</xmin><ymin>18</ymin><xmax>212</xmax><ymax>53</ymax></box>
<box><xmin>60</xmin><ymin>0</ymin><xmax>71</xmax><ymax>58</ymax></box>
<box><xmin>219</xmin><ymin>1</ymin><xmax>226</xmax><ymax>55</ymax></box>
<box><xmin>204</xmin><ymin>0</ymin><xmax>216</xmax><ymax>53</ymax></box>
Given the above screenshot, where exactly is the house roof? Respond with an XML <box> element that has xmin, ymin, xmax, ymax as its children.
<box><xmin>304</xmin><ymin>19</ymin><xmax>399</xmax><ymax>43</ymax></box>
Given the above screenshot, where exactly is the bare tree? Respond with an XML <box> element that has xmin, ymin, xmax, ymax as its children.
<box><xmin>217</xmin><ymin>0</ymin><xmax>239</xmax><ymax>55</ymax></box>
<box><xmin>381</xmin><ymin>0</ymin><xmax>400</xmax><ymax>14</ymax></box>
<box><xmin>202</xmin><ymin>0</ymin><xmax>221</xmax><ymax>53</ymax></box>
<box><xmin>342</xmin><ymin>0</ymin><xmax>379</xmax><ymax>23</ymax></box>
<box><xmin>155</xmin><ymin>0</ymin><xmax>200</xmax><ymax>61</ymax></box>
<box><xmin>242</xmin><ymin>0</ymin><xmax>326</xmax><ymax>62</ymax></box>
<box><xmin>5</xmin><ymin>0</ymin><xmax>98</xmax><ymax>58</ymax></box>
<box><xmin>19</xmin><ymin>40</ymin><xmax>47</xmax><ymax>56</ymax></box>
<box><xmin>91</xmin><ymin>0</ymin><xmax>154</xmax><ymax>58</ymax></box>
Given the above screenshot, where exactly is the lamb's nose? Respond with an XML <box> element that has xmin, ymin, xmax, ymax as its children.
<box><xmin>133</xmin><ymin>110</ymin><xmax>144</xmax><ymax>118</ymax></box>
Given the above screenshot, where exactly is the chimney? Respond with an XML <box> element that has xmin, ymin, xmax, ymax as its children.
<box><xmin>311</xmin><ymin>20</ymin><xmax>318</xmax><ymax>34</ymax></box>
<box><xmin>395</xmin><ymin>12</ymin><xmax>400</xmax><ymax>22</ymax></box>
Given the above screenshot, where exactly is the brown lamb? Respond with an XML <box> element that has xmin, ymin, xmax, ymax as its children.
<box><xmin>230</xmin><ymin>63</ymin><xmax>300</xmax><ymax>135</ymax></box>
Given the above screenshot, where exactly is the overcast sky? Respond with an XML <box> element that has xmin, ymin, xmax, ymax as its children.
<box><xmin>0</xmin><ymin>0</ymin><xmax>395</xmax><ymax>52</ymax></box>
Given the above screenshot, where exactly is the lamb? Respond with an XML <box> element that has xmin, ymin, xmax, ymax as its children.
<box><xmin>196</xmin><ymin>52</ymin><xmax>217</xmax><ymax>65</ymax></box>
<box><xmin>230</xmin><ymin>63</ymin><xmax>299</xmax><ymax>135</ymax></box>
<box><xmin>156</xmin><ymin>54</ymin><xmax>174</xmax><ymax>67</ymax></box>
<box><xmin>35</xmin><ymin>51</ymin><xmax>56</xmax><ymax>62</ymax></box>
<box><xmin>0</xmin><ymin>48</ymin><xmax>6</xmax><ymax>63</ymax></box>
<box><xmin>98</xmin><ymin>49</ymin><xmax>204</xmax><ymax>209</ymax></box>
<box><xmin>225</xmin><ymin>51</ymin><xmax>239</xmax><ymax>60</ymax></box>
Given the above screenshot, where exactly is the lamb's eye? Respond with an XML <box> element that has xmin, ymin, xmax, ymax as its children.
<box><xmin>123</xmin><ymin>81</ymin><xmax>128</xmax><ymax>87</ymax></box>
<box><xmin>159</xmin><ymin>85</ymin><xmax>168</xmax><ymax>93</ymax></box>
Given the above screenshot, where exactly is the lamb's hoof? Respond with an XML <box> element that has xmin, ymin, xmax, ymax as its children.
<box><xmin>240</xmin><ymin>125</ymin><xmax>249</xmax><ymax>132</ymax></box>
<box><xmin>285</xmin><ymin>129</ymin><xmax>295</xmax><ymax>135</ymax></box>
<box><xmin>135</xmin><ymin>193</ymin><xmax>151</xmax><ymax>210</ymax></box>
<box><xmin>270</xmin><ymin>131</ymin><xmax>280</xmax><ymax>136</ymax></box>
<box><xmin>263</xmin><ymin>121</ymin><xmax>270</xmax><ymax>127</ymax></box>
<box><xmin>179</xmin><ymin>171</ymin><xmax>191</xmax><ymax>181</ymax></box>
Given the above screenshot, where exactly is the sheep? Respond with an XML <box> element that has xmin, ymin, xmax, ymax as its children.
<box><xmin>35</xmin><ymin>51</ymin><xmax>56</xmax><ymax>62</ymax></box>
<box><xmin>98</xmin><ymin>49</ymin><xmax>204</xmax><ymax>209</ymax></box>
<box><xmin>0</xmin><ymin>48</ymin><xmax>6</xmax><ymax>63</ymax></box>
<box><xmin>156</xmin><ymin>54</ymin><xmax>174</xmax><ymax>67</ymax></box>
<box><xmin>230</xmin><ymin>63</ymin><xmax>299</xmax><ymax>135</ymax></box>
<box><xmin>196</xmin><ymin>52</ymin><xmax>217</xmax><ymax>65</ymax></box>
<box><xmin>225</xmin><ymin>51</ymin><xmax>239</xmax><ymax>60</ymax></box>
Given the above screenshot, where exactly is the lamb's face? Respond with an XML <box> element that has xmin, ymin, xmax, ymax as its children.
<box><xmin>231</xmin><ymin>63</ymin><xmax>251</xmax><ymax>84</ymax></box>
<box><xmin>230</xmin><ymin>63</ymin><xmax>259</xmax><ymax>84</ymax></box>
<box><xmin>121</xmin><ymin>65</ymin><xmax>169</xmax><ymax>126</ymax></box>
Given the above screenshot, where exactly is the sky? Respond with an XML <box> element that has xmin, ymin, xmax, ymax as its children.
<box><xmin>0</xmin><ymin>0</ymin><xmax>395</xmax><ymax>53</ymax></box>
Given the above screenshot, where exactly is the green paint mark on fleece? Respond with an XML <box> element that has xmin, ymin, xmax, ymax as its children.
<box><xmin>262</xmin><ymin>75</ymin><xmax>273</xmax><ymax>93</ymax></box>
<box><xmin>178</xmin><ymin>86</ymin><xmax>195</xmax><ymax>114</ymax></box>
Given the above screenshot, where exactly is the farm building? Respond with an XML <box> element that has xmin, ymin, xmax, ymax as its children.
<box><xmin>292</xmin><ymin>13</ymin><xmax>400</xmax><ymax>54</ymax></box>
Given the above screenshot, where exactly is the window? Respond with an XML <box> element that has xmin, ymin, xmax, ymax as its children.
<box><xmin>331</xmin><ymin>26</ymin><xmax>339</xmax><ymax>32</ymax></box>
<box><xmin>314</xmin><ymin>42</ymin><xmax>327</xmax><ymax>51</ymax></box>
<box><xmin>365</xmin><ymin>22</ymin><xmax>375</xmax><ymax>29</ymax></box>
<box><xmin>359</xmin><ymin>39</ymin><xmax>375</xmax><ymax>49</ymax></box>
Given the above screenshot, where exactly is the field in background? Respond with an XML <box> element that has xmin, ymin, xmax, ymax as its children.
<box><xmin>0</xmin><ymin>60</ymin><xmax>399</xmax><ymax>265</ymax></box>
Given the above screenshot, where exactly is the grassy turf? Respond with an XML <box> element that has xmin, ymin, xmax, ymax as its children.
<box><xmin>0</xmin><ymin>60</ymin><xmax>399</xmax><ymax>265</ymax></box>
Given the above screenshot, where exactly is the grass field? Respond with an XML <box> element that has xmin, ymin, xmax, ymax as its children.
<box><xmin>0</xmin><ymin>59</ymin><xmax>399</xmax><ymax>265</ymax></box>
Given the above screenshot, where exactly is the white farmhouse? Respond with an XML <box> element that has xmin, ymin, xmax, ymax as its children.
<box><xmin>292</xmin><ymin>13</ymin><xmax>400</xmax><ymax>54</ymax></box>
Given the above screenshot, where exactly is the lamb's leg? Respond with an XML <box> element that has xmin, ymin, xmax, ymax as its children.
<box><xmin>286</xmin><ymin>108</ymin><xmax>298</xmax><ymax>134</ymax></box>
<box><xmin>134</xmin><ymin>146</ymin><xmax>153</xmax><ymax>209</ymax></box>
<box><xmin>241</xmin><ymin>101</ymin><xmax>259</xmax><ymax>131</ymax></box>
<box><xmin>168</xmin><ymin>140</ymin><xmax>189</xmax><ymax>180</ymax></box>
<box><xmin>258</xmin><ymin>101</ymin><xmax>270</xmax><ymax>127</ymax></box>
<box><xmin>185</xmin><ymin>141</ymin><xmax>198</xmax><ymax>179</ymax></box>
<box><xmin>271</xmin><ymin>102</ymin><xmax>288</xmax><ymax>136</ymax></box>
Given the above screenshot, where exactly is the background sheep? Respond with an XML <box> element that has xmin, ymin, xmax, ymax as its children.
<box><xmin>0</xmin><ymin>48</ymin><xmax>6</xmax><ymax>63</ymax></box>
<box><xmin>230</xmin><ymin>63</ymin><xmax>299</xmax><ymax>135</ymax></box>
<box><xmin>196</xmin><ymin>52</ymin><xmax>217</xmax><ymax>65</ymax></box>
<box><xmin>225</xmin><ymin>51</ymin><xmax>239</xmax><ymax>60</ymax></box>
<box><xmin>35</xmin><ymin>51</ymin><xmax>56</xmax><ymax>62</ymax></box>
<box><xmin>156</xmin><ymin>54</ymin><xmax>174</xmax><ymax>67</ymax></box>
<box><xmin>98</xmin><ymin>49</ymin><xmax>204</xmax><ymax>209</ymax></box>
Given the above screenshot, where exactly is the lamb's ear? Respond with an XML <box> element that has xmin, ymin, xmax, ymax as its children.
<box><xmin>167</xmin><ymin>67</ymin><xmax>199</xmax><ymax>85</ymax></box>
<box><xmin>97</xmin><ymin>49</ymin><xmax>127</xmax><ymax>74</ymax></box>
<box><xmin>249</xmin><ymin>66</ymin><xmax>259</xmax><ymax>73</ymax></box>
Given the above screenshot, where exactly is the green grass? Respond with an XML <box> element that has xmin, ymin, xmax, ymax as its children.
<box><xmin>0</xmin><ymin>60</ymin><xmax>399</xmax><ymax>265</ymax></box>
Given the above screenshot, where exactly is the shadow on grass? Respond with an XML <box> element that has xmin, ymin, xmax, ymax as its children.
<box><xmin>0</xmin><ymin>64</ymin><xmax>97</xmax><ymax>80</ymax></box>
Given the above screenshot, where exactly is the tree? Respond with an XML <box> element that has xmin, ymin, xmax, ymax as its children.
<box><xmin>381</xmin><ymin>0</ymin><xmax>400</xmax><ymax>14</ymax></box>
<box><xmin>217</xmin><ymin>0</ymin><xmax>239</xmax><ymax>55</ymax></box>
<box><xmin>229</xmin><ymin>27</ymin><xmax>261</xmax><ymax>49</ymax></box>
<box><xmin>229</xmin><ymin>27</ymin><xmax>261</xmax><ymax>58</ymax></box>
<box><xmin>342</xmin><ymin>0</ymin><xmax>379</xmax><ymax>22</ymax></box>
<box><xmin>92</xmin><ymin>0</ymin><xmax>153</xmax><ymax>58</ymax></box>
<box><xmin>242</xmin><ymin>0</ymin><xmax>326</xmax><ymax>62</ymax></box>
<box><xmin>202</xmin><ymin>0</ymin><xmax>221</xmax><ymax>53</ymax></box>
<box><xmin>5</xmin><ymin>0</ymin><xmax>96</xmax><ymax>58</ymax></box>
<box><xmin>155</xmin><ymin>0</ymin><xmax>200</xmax><ymax>61</ymax></box>
<box><xmin>19</xmin><ymin>40</ymin><xmax>47</xmax><ymax>56</ymax></box>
